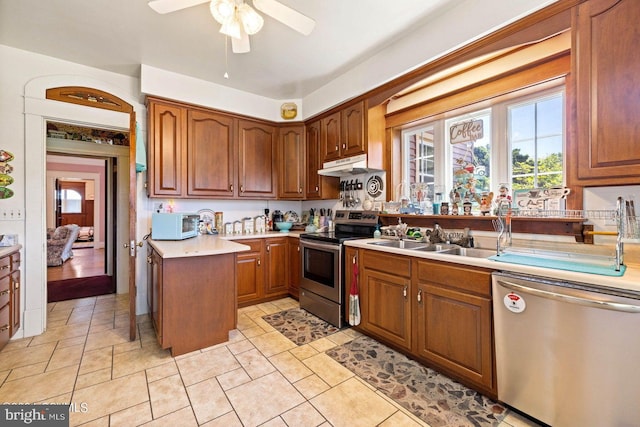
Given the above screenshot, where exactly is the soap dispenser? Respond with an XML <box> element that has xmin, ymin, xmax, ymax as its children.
<box><xmin>373</xmin><ymin>225</ymin><xmax>381</xmax><ymax>239</ymax></box>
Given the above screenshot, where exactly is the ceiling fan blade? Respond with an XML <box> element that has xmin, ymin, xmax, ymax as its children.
<box><xmin>231</xmin><ymin>31</ymin><xmax>251</xmax><ymax>53</ymax></box>
<box><xmin>148</xmin><ymin>0</ymin><xmax>209</xmax><ymax>14</ymax></box>
<box><xmin>252</xmin><ymin>0</ymin><xmax>315</xmax><ymax>35</ymax></box>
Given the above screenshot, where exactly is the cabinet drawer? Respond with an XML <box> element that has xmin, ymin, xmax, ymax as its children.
<box><xmin>0</xmin><ymin>304</ymin><xmax>9</xmax><ymax>348</ymax></box>
<box><xmin>232</xmin><ymin>239</ymin><xmax>262</xmax><ymax>253</ymax></box>
<box><xmin>0</xmin><ymin>276</ymin><xmax>9</xmax><ymax>306</ymax></box>
<box><xmin>362</xmin><ymin>250</ymin><xmax>411</xmax><ymax>278</ymax></box>
<box><xmin>416</xmin><ymin>260</ymin><xmax>491</xmax><ymax>297</ymax></box>
<box><xmin>0</xmin><ymin>256</ymin><xmax>10</xmax><ymax>279</ymax></box>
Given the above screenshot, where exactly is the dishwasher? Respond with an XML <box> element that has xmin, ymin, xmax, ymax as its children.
<box><xmin>492</xmin><ymin>271</ymin><xmax>640</xmax><ymax>427</ymax></box>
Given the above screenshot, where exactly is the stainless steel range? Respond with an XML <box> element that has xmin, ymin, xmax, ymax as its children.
<box><xmin>299</xmin><ymin>210</ymin><xmax>379</xmax><ymax>327</ymax></box>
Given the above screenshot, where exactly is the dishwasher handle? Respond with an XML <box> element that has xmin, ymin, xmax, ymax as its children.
<box><xmin>496</xmin><ymin>279</ymin><xmax>640</xmax><ymax>313</ymax></box>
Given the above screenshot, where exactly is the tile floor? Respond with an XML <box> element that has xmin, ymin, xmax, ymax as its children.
<box><xmin>0</xmin><ymin>294</ymin><xmax>539</xmax><ymax>426</ymax></box>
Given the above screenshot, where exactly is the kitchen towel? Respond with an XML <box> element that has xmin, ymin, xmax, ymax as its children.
<box><xmin>349</xmin><ymin>255</ymin><xmax>361</xmax><ymax>326</ymax></box>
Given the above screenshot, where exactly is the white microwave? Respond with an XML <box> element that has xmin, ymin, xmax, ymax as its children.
<box><xmin>151</xmin><ymin>212</ymin><xmax>199</xmax><ymax>240</ymax></box>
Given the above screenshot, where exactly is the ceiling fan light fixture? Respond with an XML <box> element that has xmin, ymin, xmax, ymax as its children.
<box><xmin>237</xmin><ymin>3</ymin><xmax>263</xmax><ymax>35</ymax></box>
<box><xmin>209</xmin><ymin>0</ymin><xmax>235</xmax><ymax>24</ymax></box>
<box><xmin>220</xmin><ymin>16</ymin><xmax>242</xmax><ymax>39</ymax></box>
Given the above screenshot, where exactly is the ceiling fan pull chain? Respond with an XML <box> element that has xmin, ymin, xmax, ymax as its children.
<box><xmin>224</xmin><ymin>36</ymin><xmax>230</xmax><ymax>79</ymax></box>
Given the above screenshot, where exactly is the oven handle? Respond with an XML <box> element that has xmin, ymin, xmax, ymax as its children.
<box><xmin>299</xmin><ymin>239</ymin><xmax>341</xmax><ymax>253</ymax></box>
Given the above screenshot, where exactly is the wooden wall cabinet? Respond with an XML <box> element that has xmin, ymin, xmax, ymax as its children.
<box><xmin>305</xmin><ymin>120</ymin><xmax>339</xmax><ymax>200</ymax></box>
<box><xmin>573</xmin><ymin>0</ymin><xmax>640</xmax><ymax>183</ymax></box>
<box><xmin>278</xmin><ymin>125</ymin><xmax>305</xmax><ymax>199</ymax></box>
<box><xmin>147</xmin><ymin>98</ymin><xmax>277</xmax><ymax>199</ymax></box>
<box><xmin>0</xmin><ymin>248</ymin><xmax>21</xmax><ymax>351</ymax></box>
<box><xmin>321</xmin><ymin>101</ymin><xmax>366</xmax><ymax>163</ymax></box>
<box><xmin>146</xmin><ymin>246</ymin><xmax>237</xmax><ymax>356</ymax></box>
<box><xmin>233</xmin><ymin>237</ymin><xmax>289</xmax><ymax>306</ymax></box>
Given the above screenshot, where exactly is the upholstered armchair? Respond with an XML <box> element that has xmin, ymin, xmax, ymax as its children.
<box><xmin>47</xmin><ymin>224</ymin><xmax>80</xmax><ymax>267</ymax></box>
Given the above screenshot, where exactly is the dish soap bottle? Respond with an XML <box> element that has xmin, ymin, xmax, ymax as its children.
<box><xmin>373</xmin><ymin>225</ymin><xmax>381</xmax><ymax>239</ymax></box>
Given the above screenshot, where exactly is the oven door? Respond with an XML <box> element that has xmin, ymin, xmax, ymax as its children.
<box><xmin>299</xmin><ymin>238</ymin><xmax>342</xmax><ymax>304</ymax></box>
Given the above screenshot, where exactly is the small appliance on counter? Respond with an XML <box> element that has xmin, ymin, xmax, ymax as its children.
<box><xmin>272</xmin><ymin>210</ymin><xmax>285</xmax><ymax>230</ymax></box>
<box><xmin>151</xmin><ymin>212</ymin><xmax>199</xmax><ymax>240</ymax></box>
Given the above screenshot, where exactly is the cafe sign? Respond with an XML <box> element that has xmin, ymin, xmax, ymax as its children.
<box><xmin>449</xmin><ymin>119</ymin><xmax>483</xmax><ymax>144</ymax></box>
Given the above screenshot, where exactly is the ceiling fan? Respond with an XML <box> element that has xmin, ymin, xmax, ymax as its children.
<box><xmin>148</xmin><ymin>0</ymin><xmax>316</xmax><ymax>53</ymax></box>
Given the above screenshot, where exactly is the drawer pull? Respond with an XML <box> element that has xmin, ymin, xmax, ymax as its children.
<box><xmin>0</xmin><ymin>289</ymin><xmax>9</xmax><ymax>296</ymax></box>
<box><xmin>0</xmin><ymin>265</ymin><xmax>8</xmax><ymax>270</ymax></box>
<box><xmin>0</xmin><ymin>324</ymin><xmax>8</xmax><ymax>333</ymax></box>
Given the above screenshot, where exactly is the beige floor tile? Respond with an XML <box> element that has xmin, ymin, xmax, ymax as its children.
<box><xmin>112</xmin><ymin>344</ymin><xmax>172</xmax><ymax>378</ymax></box>
<box><xmin>57</xmin><ymin>335</ymin><xmax>87</xmax><ymax>349</ymax></box>
<box><xmin>379</xmin><ymin>411</ymin><xmax>428</xmax><ymax>427</ymax></box>
<box><xmin>186</xmin><ymin>377</ymin><xmax>233</xmax><ymax>424</ymax></box>
<box><xmin>113</xmin><ymin>338</ymin><xmax>142</xmax><ymax>354</ymax></box>
<box><xmin>269</xmin><ymin>351</ymin><xmax>313</xmax><ymax>383</ymax></box>
<box><xmin>235</xmin><ymin>348</ymin><xmax>276</xmax><ymax>379</ymax></box>
<box><xmin>308</xmin><ymin>337</ymin><xmax>338</xmax><ymax>352</ymax></box>
<box><xmin>289</xmin><ymin>343</ymin><xmax>320</xmax><ymax>360</ymax></box>
<box><xmin>35</xmin><ymin>391</ymin><xmax>72</xmax><ymax>404</ymax></box>
<box><xmin>47</xmin><ymin>318</ymin><xmax>70</xmax><ymax>329</ymax></box>
<box><xmin>75</xmin><ymin>415</ymin><xmax>110</xmax><ymax>426</ymax></box>
<box><xmin>249</xmin><ymin>331</ymin><xmax>297</xmax><ymax>358</ymax></box>
<box><xmin>5</xmin><ymin>361</ymin><xmax>47</xmax><ymax>381</ymax></box>
<box><xmin>31</xmin><ymin>323</ymin><xmax>90</xmax><ymax>346</ymax></box>
<box><xmin>1</xmin><ymin>337</ymin><xmax>33</xmax><ymax>352</ymax></box>
<box><xmin>114</xmin><ymin>313</ymin><xmax>130</xmax><ymax>329</ymax></box>
<box><xmin>148</xmin><ymin>374</ymin><xmax>190</xmax><ymax>419</ymax></box>
<box><xmin>176</xmin><ymin>346</ymin><xmax>241</xmax><ymax>386</ymax></box>
<box><xmin>109</xmin><ymin>401</ymin><xmax>153</xmax><ymax>427</ymax></box>
<box><xmin>200</xmin><ymin>411</ymin><xmax>243</xmax><ymax>427</ymax></box>
<box><xmin>84</xmin><ymin>327</ymin><xmax>129</xmax><ymax>351</ymax></box>
<box><xmin>88</xmin><ymin>322</ymin><xmax>114</xmax><ymax>334</ymax></box>
<box><xmin>293</xmin><ymin>374</ymin><xmax>330</xmax><ymax>400</ymax></box>
<box><xmin>68</xmin><ymin>310</ymin><xmax>94</xmax><ymax>325</ymax></box>
<box><xmin>226</xmin><ymin>339</ymin><xmax>255</xmax><ymax>355</ymax></box>
<box><xmin>327</xmin><ymin>330</ymin><xmax>357</xmax><ymax>346</ymax></box>
<box><xmin>75</xmin><ymin>367</ymin><xmax>112</xmax><ymax>390</ymax></box>
<box><xmin>141</xmin><ymin>407</ymin><xmax>198</xmax><ymax>426</ymax></box>
<box><xmin>501</xmin><ymin>410</ymin><xmax>544</xmax><ymax>427</ymax></box>
<box><xmin>0</xmin><ymin>369</ymin><xmax>9</xmax><ymax>383</ymax></box>
<box><xmin>239</xmin><ymin>326</ymin><xmax>267</xmax><ymax>338</ymax></box>
<box><xmin>282</xmin><ymin>401</ymin><xmax>326</xmax><ymax>427</ymax></box>
<box><xmin>255</xmin><ymin>301</ymin><xmax>282</xmax><ymax>315</ymax></box>
<box><xmin>48</xmin><ymin>343</ymin><xmax>85</xmax><ymax>371</ymax></box>
<box><xmin>78</xmin><ymin>347</ymin><xmax>113</xmax><ymax>376</ymax></box>
<box><xmin>51</xmin><ymin>298</ymin><xmax>95</xmax><ymax>312</ymax></box>
<box><xmin>146</xmin><ymin>361</ymin><xmax>179</xmax><ymax>383</ymax></box>
<box><xmin>225</xmin><ymin>371</ymin><xmax>305</xmax><ymax>427</ymax></box>
<box><xmin>0</xmin><ymin>342</ymin><xmax>57</xmax><ymax>370</ymax></box>
<box><xmin>216</xmin><ymin>367</ymin><xmax>251</xmax><ymax>391</ymax></box>
<box><xmin>47</xmin><ymin>308</ymin><xmax>72</xmax><ymax>322</ymax></box>
<box><xmin>260</xmin><ymin>417</ymin><xmax>287</xmax><ymax>427</ymax></box>
<box><xmin>236</xmin><ymin>313</ymin><xmax>259</xmax><ymax>331</ymax></box>
<box><xmin>302</xmin><ymin>353</ymin><xmax>354</xmax><ymax>387</ymax></box>
<box><xmin>0</xmin><ymin>364</ymin><xmax>78</xmax><ymax>403</ymax></box>
<box><xmin>310</xmin><ymin>377</ymin><xmax>397</xmax><ymax>427</ymax></box>
<box><xmin>252</xmin><ymin>317</ymin><xmax>277</xmax><ymax>332</ymax></box>
<box><xmin>70</xmin><ymin>371</ymin><xmax>148</xmax><ymax>425</ymax></box>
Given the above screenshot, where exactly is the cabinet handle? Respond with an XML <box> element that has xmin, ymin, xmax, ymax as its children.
<box><xmin>299</xmin><ymin>187</ymin><xmax>302</xmax><ymax>193</ymax></box>
<box><xmin>13</xmin><ymin>282</ymin><xmax>19</xmax><ymax>290</ymax></box>
<box><xmin>0</xmin><ymin>324</ymin><xmax>8</xmax><ymax>333</ymax></box>
<box><xmin>230</xmin><ymin>184</ymin><xmax>233</xmax><ymax>192</ymax></box>
<box><xmin>147</xmin><ymin>256</ymin><xmax>153</xmax><ymax>264</ymax></box>
<box><xmin>342</xmin><ymin>143</ymin><xmax>346</xmax><ymax>149</ymax></box>
<box><xmin>0</xmin><ymin>290</ymin><xmax>9</xmax><ymax>296</ymax></box>
<box><xmin>240</xmin><ymin>185</ymin><xmax>244</xmax><ymax>193</ymax></box>
<box><xmin>257</xmin><ymin>258</ymin><xmax>261</xmax><ymax>266</ymax></box>
<box><xmin>417</xmin><ymin>289</ymin><xmax>422</xmax><ymax>303</ymax></box>
<box><xmin>266</xmin><ymin>245</ymin><xmax>270</xmax><ymax>252</ymax></box>
<box><xmin>0</xmin><ymin>266</ymin><xmax>8</xmax><ymax>270</ymax></box>
<box><xmin>403</xmin><ymin>285</ymin><xmax>407</xmax><ymax>298</ymax></box>
<box><xmin>315</xmin><ymin>186</ymin><xmax>319</xmax><ymax>192</ymax></box>
<box><xmin>335</xmin><ymin>144</ymin><xmax>339</xmax><ymax>151</ymax></box>
<box><xmin>297</xmin><ymin>246</ymin><xmax>300</xmax><ymax>252</ymax></box>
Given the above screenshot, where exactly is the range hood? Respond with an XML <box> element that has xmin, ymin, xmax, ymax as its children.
<box><xmin>317</xmin><ymin>154</ymin><xmax>382</xmax><ymax>177</ymax></box>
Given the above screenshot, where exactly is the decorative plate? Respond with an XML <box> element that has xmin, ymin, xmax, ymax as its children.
<box><xmin>0</xmin><ymin>174</ymin><xmax>13</xmax><ymax>187</ymax></box>
<box><xmin>284</xmin><ymin>210</ymin><xmax>300</xmax><ymax>222</ymax></box>
<box><xmin>366</xmin><ymin>175</ymin><xmax>384</xmax><ymax>198</ymax></box>
<box><xmin>197</xmin><ymin>208</ymin><xmax>215</xmax><ymax>224</ymax></box>
<box><xmin>0</xmin><ymin>187</ymin><xmax>14</xmax><ymax>199</ymax></box>
<box><xmin>0</xmin><ymin>150</ymin><xmax>14</xmax><ymax>162</ymax></box>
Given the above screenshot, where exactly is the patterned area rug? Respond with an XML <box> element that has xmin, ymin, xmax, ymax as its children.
<box><xmin>261</xmin><ymin>308</ymin><xmax>343</xmax><ymax>346</ymax></box>
<box><xmin>326</xmin><ymin>335</ymin><xmax>506</xmax><ymax>427</ymax></box>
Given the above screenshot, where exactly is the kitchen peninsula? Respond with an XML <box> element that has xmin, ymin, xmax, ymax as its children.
<box><xmin>146</xmin><ymin>235</ymin><xmax>250</xmax><ymax>356</ymax></box>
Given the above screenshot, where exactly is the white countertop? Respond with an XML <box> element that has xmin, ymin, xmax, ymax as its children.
<box><xmin>345</xmin><ymin>238</ymin><xmax>640</xmax><ymax>293</ymax></box>
<box><xmin>0</xmin><ymin>245</ymin><xmax>21</xmax><ymax>258</ymax></box>
<box><xmin>148</xmin><ymin>231</ymin><xmax>301</xmax><ymax>258</ymax></box>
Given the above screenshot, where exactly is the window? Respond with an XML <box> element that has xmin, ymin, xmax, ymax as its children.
<box><xmin>61</xmin><ymin>189</ymin><xmax>82</xmax><ymax>213</ymax></box>
<box><xmin>400</xmin><ymin>86</ymin><xmax>565</xmax><ymax>214</ymax></box>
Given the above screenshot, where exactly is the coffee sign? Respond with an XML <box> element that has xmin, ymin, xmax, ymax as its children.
<box><xmin>449</xmin><ymin>119</ymin><xmax>483</xmax><ymax>144</ymax></box>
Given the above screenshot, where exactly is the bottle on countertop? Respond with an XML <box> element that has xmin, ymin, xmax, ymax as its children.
<box><xmin>373</xmin><ymin>225</ymin><xmax>381</xmax><ymax>239</ymax></box>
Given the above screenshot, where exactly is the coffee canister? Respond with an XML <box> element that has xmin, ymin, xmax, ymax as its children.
<box><xmin>215</xmin><ymin>212</ymin><xmax>223</xmax><ymax>232</ymax></box>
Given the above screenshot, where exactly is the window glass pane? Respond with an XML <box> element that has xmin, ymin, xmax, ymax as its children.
<box><xmin>61</xmin><ymin>189</ymin><xmax>82</xmax><ymax>213</ymax></box>
<box><xmin>403</xmin><ymin>125</ymin><xmax>435</xmax><ymax>206</ymax></box>
<box><xmin>446</xmin><ymin>109</ymin><xmax>491</xmax><ymax>213</ymax></box>
<box><xmin>509</xmin><ymin>93</ymin><xmax>564</xmax><ymax>191</ymax></box>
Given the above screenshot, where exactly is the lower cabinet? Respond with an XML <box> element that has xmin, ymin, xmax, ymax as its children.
<box><xmin>360</xmin><ymin>250</ymin><xmax>412</xmax><ymax>351</ymax></box>
<box><xmin>288</xmin><ymin>237</ymin><xmax>300</xmax><ymax>299</ymax></box>
<box><xmin>233</xmin><ymin>237</ymin><xmax>289</xmax><ymax>307</ymax></box>
<box><xmin>147</xmin><ymin>246</ymin><xmax>237</xmax><ymax>356</ymax></box>
<box><xmin>0</xmin><ymin>248</ymin><xmax>20</xmax><ymax>351</ymax></box>
<box><xmin>354</xmin><ymin>248</ymin><xmax>496</xmax><ymax>396</ymax></box>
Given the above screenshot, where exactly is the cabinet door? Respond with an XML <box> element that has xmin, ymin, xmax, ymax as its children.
<box><xmin>575</xmin><ymin>0</ymin><xmax>640</xmax><ymax>180</ymax></box>
<box><xmin>265</xmin><ymin>237</ymin><xmax>289</xmax><ymax>296</ymax></box>
<box><xmin>187</xmin><ymin>109</ymin><xmax>236</xmax><ymax>197</ymax></box>
<box><xmin>148</xmin><ymin>100</ymin><xmax>185</xmax><ymax>196</ymax></box>
<box><xmin>238</xmin><ymin>120</ymin><xmax>277</xmax><ymax>198</ymax></box>
<box><xmin>235</xmin><ymin>240</ymin><xmax>264</xmax><ymax>305</ymax></box>
<box><xmin>360</xmin><ymin>268</ymin><xmax>412</xmax><ymax>350</ymax></box>
<box><xmin>341</xmin><ymin>101</ymin><xmax>366</xmax><ymax>158</ymax></box>
<box><xmin>150</xmin><ymin>249</ymin><xmax>163</xmax><ymax>344</ymax></box>
<box><xmin>10</xmin><ymin>269</ymin><xmax>19</xmax><ymax>335</ymax></box>
<box><xmin>278</xmin><ymin>125</ymin><xmax>305</xmax><ymax>199</ymax></box>
<box><xmin>288</xmin><ymin>237</ymin><xmax>301</xmax><ymax>298</ymax></box>
<box><xmin>306</xmin><ymin>121</ymin><xmax>339</xmax><ymax>200</ymax></box>
<box><xmin>416</xmin><ymin>282</ymin><xmax>493</xmax><ymax>389</ymax></box>
<box><xmin>321</xmin><ymin>111</ymin><xmax>341</xmax><ymax>162</ymax></box>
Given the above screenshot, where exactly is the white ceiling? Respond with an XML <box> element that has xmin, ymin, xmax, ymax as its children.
<box><xmin>0</xmin><ymin>0</ymin><xmax>466</xmax><ymax>99</ymax></box>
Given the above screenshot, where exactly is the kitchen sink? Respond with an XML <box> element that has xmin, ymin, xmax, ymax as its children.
<box><xmin>368</xmin><ymin>240</ymin><xmax>430</xmax><ymax>249</ymax></box>
<box><xmin>436</xmin><ymin>247</ymin><xmax>496</xmax><ymax>258</ymax></box>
